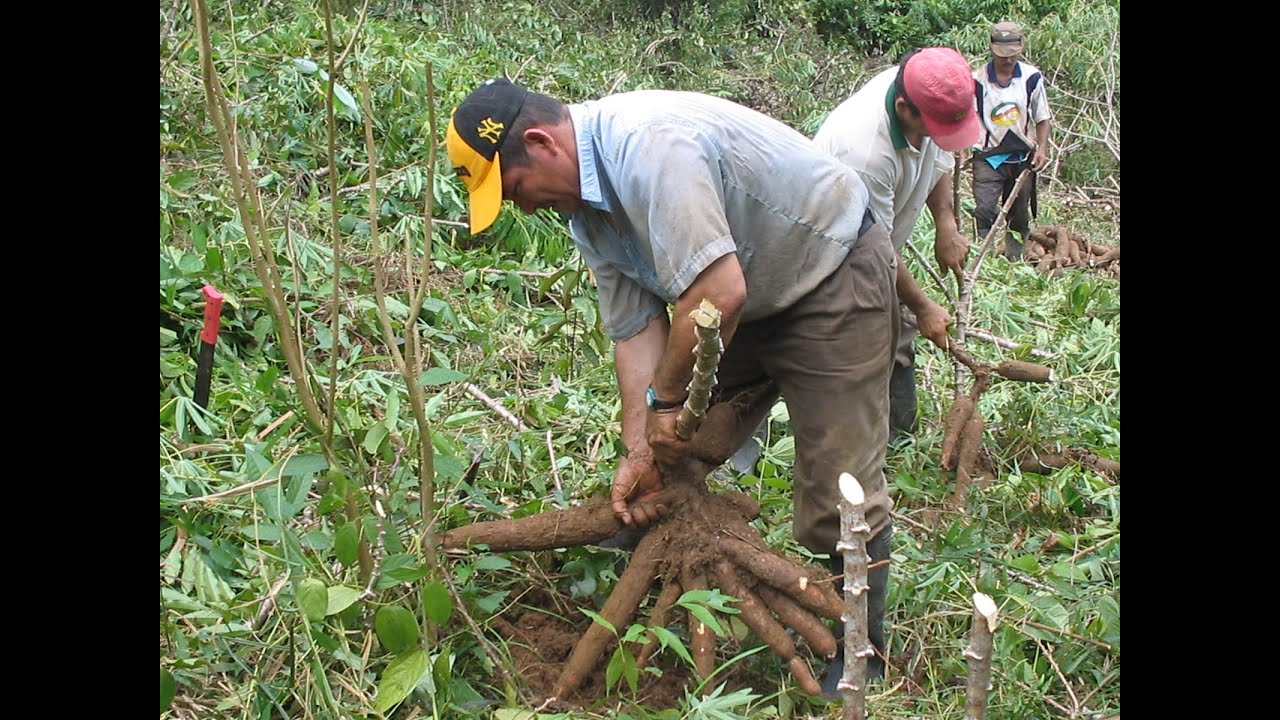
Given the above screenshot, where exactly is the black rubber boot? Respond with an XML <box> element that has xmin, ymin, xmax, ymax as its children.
<box><xmin>1003</xmin><ymin>234</ymin><xmax>1024</xmax><ymax>262</ymax></box>
<box><xmin>888</xmin><ymin>363</ymin><xmax>917</xmax><ymax>442</ymax></box>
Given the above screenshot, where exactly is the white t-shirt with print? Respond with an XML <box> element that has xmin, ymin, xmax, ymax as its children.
<box><xmin>972</xmin><ymin>60</ymin><xmax>1051</xmax><ymax>151</ymax></box>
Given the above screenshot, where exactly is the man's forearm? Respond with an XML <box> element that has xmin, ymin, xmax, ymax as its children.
<box><xmin>895</xmin><ymin>257</ymin><xmax>932</xmax><ymax>314</ymax></box>
<box><xmin>926</xmin><ymin>171</ymin><xmax>958</xmax><ymax>236</ymax></box>
<box><xmin>615</xmin><ymin>314</ymin><xmax>669</xmax><ymax>452</ymax></box>
<box><xmin>650</xmin><ymin>253</ymin><xmax>746</xmax><ymax>405</ymax></box>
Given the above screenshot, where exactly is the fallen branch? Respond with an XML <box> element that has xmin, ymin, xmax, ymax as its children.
<box><xmin>464</xmin><ymin>383</ymin><xmax>529</xmax><ymax>431</ymax></box>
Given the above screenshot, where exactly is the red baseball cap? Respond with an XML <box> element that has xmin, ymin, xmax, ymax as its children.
<box><xmin>901</xmin><ymin>47</ymin><xmax>981</xmax><ymax>152</ymax></box>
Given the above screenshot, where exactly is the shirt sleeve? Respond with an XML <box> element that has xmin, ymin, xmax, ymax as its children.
<box><xmin>1031</xmin><ymin>75</ymin><xmax>1052</xmax><ymax>124</ymax></box>
<box><xmin>570</xmin><ymin>218</ymin><xmax>667</xmax><ymax>342</ymax></box>
<box><xmin>611</xmin><ymin>124</ymin><xmax>738</xmax><ymax>301</ymax></box>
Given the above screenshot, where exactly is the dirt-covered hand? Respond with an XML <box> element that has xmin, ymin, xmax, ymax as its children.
<box><xmin>916</xmin><ymin>300</ymin><xmax>954</xmax><ymax>350</ymax></box>
<box><xmin>611</xmin><ymin>448</ymin><xmax>667</xmax><ymax>527</ymax></box>
<box><xmin>645</xmin><ymin>404</ymin><xmax>694</xmax><ymax>466</ymax></box>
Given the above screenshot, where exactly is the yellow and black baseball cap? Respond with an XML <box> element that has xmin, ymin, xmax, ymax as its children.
<box><xmin>446</xmin><ymin>78</ymin><xmax>529</xmax><ymax>234</ymax></box>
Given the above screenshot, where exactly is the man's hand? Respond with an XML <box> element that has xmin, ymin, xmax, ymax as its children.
<box><xmin>611</xmin><ymin>448</ymin><xmax>667</xmax><ymax>527</ymax></box>
<box><xmin>1032</xmin><ymin>147</ymin><xmax>1049</xmax><ymax>173</ymax></box>
<box><xmin>935</xmin><ymin>229</ymin><xmax>970</xmax><ymax>283</ymax></box>
<box><xmin>915</xmin><ymin>299</ymin><xmax>954</xmax><ymax>350</ymax></box>
<box><xmin>645</xmin><ymin>405</ymin><xmax>689</xmax><ymax>467</ymax></box>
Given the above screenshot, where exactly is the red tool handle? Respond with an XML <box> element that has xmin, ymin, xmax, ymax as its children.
<box><xmin>200</xmin><ymin>285</ymin><xmax>224</xmax><ymax>344</ymax></box>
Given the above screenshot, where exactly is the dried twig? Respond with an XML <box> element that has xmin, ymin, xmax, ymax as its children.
<box><xmin>440</xmin><ymin>571</ymin><xmax>525</xmax><ymax>703</ymax></box>
<box><xmin>904</xmin><ymin>239</ymin><xmax>955</xmax><ymax>305</ymax></box>
<box><xmin>1032</xmin><ymin>635</ymin><xmax>1081</xmax><ymax>716</ymax></box>
<box><xmin>251</xmin><ymin>573</ymin><xmax>291</xmax><ymax>630</ymax></box>
<box><xmin>464</xmin><ymin>383</ymin><xmax>529</xmax><ymax>431</ymax></box>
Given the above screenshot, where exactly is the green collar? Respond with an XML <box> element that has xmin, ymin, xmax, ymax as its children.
<box><xmin>885</xmin><ymin>82</ymin><xmax>907</xmax><ymax>150</ymax></box>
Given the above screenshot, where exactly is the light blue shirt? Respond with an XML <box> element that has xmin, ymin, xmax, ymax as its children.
<box><xmin>567</xmin><ymin>91</ymin><xmax>871</xmax><ymax>341</ymax></box>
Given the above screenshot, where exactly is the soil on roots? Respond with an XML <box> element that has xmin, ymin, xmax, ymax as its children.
<box><xmin>489</xmin><ymin>585</ymin><xmax>707</xmax><ymax>710</ymax></box>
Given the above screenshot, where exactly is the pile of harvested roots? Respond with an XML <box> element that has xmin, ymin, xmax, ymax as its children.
<box><xmin>1025</xmin><ymin>225</ymin><xmax>1119</xmax><ymax>278</ymax></box>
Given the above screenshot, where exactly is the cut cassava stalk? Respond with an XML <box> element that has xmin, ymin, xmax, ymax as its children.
<box><xmin>955</xmin><ymin>169</ymin><xmax>1033</xmax><ymax>392</ymax></box>
<box><xmin>963</xmin><ymin>592</ymin><xmax>999</xmax><ymax>720</ymax></box>
<box><xmin>677</xmin><ymin>299</ymin><xmax>723</xmax><ymax>440</ymax></box>
<box><xmin>836</xmin><ymin>473</ymin><xmax>874</xmax><ymax>720</ymax></box>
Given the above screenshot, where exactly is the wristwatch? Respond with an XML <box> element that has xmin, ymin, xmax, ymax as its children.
<box><xmin>646</xmin><ymin>386</ymin><xmax>686</xmax><ymax>411</ymax></box>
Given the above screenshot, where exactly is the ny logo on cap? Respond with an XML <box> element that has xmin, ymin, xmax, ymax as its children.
<box><xmin>477</xmin><ymin>117</ymin><xmax>505</xmax><ymax>144</ymax></box>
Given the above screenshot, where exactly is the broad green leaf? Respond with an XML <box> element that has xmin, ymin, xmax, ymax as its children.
<box><xmin>334</xmin><ymin>524</ymin><xmax>359</xmax><ymax>566</ymax></box>
<box><xmin>444</xmin><ymin>410</ymin><xmax>487</xmax><ymax>426</ymax></box>
<box><xmin>177</xmin><ymin>252</ymin><xmax>203</xmax><ymax>274</ymax></box>
<box><xmin>168</xmin><ymin>169</ymin><xmax>199</xmax><ymax>191</ymax></box>
<box><xmin>374</xmin><ymin>648</ymin><xmax>430</xmax><ymax>713</ymax></box>
<box><xmin>473</xmin><ymin>556</ymin><xmax>511</xmax><ymax>572</ymax></box>
<box><xmin>431</xmin><ymin>652</ymin><xmax>451</xmax><ymax>704</ymax></box>
<box><xmin>422</xmin><ymin>579</ymin><xmax>453</xmax><ymax>625</ymax></box>
<box><xmin>204</xmin><ymin>247</ymin><xmax>223</xmax><ymax>273</ymax></box>
<box><xmin>326</xmin><ymin>586</ymin><xmax>361</xmax><ymax>616</ymax></box>
<box><xmin>606</xmin><ymin>647</ymin><xmax>625</xmax><ymax>692</ymax></box>
<box><xmin>649</xmin><ymin>626</ymin><xmax>694</xmax><ymax>667</ymax></box>
<box><xmin>297</xmin><ymin>578</ymin><xmax>328</xmax><ymax>621</ymax></box>
<box><xmin>375</xmin><ymin>606</ymin><xmax>420</xmax><ymax>653</ymax></box>
<box><xmin>1032</xmin><ymin>596</ymin><xmax>1071</xmax><ymax>631</ymax></box>
<box><xmin>379</xmin><ymin>555</ymin><xmax>427</xmax><ymax>587</ymax></box>
<box><xmin>160</xmin><ymin>668</ymin><xmax>176</xmax><ymax>713</ymax></box>
<box><xmin>302</xmin><ymin>530</ymin><xmax>332</xmax><ymax>550</ymax></box>
<box><xmin>1050</xmin><ymin>561</ymin><xmax>1089</xmax><ymax>582</ymax></box>
<box><xmin>581</xmin><ymin>608</ymin><xmax>616</xmax><ymax>635</ymax></box>
<box><xmin>494</xmin><ymin>710</ymin><xmax>558</xmax><ymax>720</ymax></box>
<box><xmin>292</xmin><ymin>58</ymin><xmax>319</xmax><ymax>74</ymax></box>
<box><xmin>332</xmin><ymin>82</ymin><xmax>360</xmax><ymax>119</ymax></box>
<box><xmin>474</xmin><ymin>590</ymin><xmax>508</xmax><ymax>614</ymax></box>
<box><xmin>684</xmin><ymin>604</ymin><xmax>725</xmax><ymax>637</ymax></box>
<box><xmin>1010</xmin><ymin>554</ymin><xmax>1042</xmax><ymax>574</ymax></box>
<box><xmin>418</xmin><ymin>367</ymin><xmax>467</xmax><ymax>386</ymax></box>
<box><xmin>283</xmin><ymin>454</ymin><xmax>327</xmax><ymax>477</ymax></box>
<box><xmin>240</xmin><ymin>524</ymin><xmax>282</xmax><ymax>543</ymax></box>
<box><xmin>363</xmin><ymin>422</ymin><xmax>389</xmax><ymax>454</ymax></box>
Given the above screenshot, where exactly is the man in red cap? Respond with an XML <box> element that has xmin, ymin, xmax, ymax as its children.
<box><xmin>447</xmin><ymin>79</ymin><xmax>900</xmax><ymax>697</ymax></box>
<box><xmin>972</xmin><ymin>21</ymin><xmax>1053</xmax><ymax>260</ymax></box>
<box><xmin>814</xmin><ymin>47</ymin><xmax>981</xmax><ymax>444</ymax></box>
